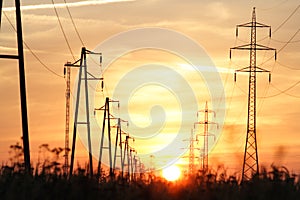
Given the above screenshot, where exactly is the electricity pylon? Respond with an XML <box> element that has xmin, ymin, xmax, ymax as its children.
<box><xmin>112</xmin><ymin>117</ymin><xmax>128</xmax><ymax>178</ymax></box>
<box><xmin>67</xmin><ymin>47</ymin><xmax>102</xmax><ymax>177</ymax></box>
<box><xmin>95</xmin><ymin>97</ymin><xmax>118</xmax><ymax>179</ymax></box>
<box><xmin>230</xmin><ymin>7</ymin><xmax>276</xmax><ymax>182</ymax></box>
<box><xmin>183</xmin><ymin>129</ymin><xmax>199</xmax><ymax>175</ymax></box>
<box><xmin>194</xmin><ymin>102</ymin><xmax>217</xmax><ymax>171</ymax></box>
<box><xmin>0</xmin><ymin>0</ymin><xmax>31</xmax><ymax>173</ymax></box>
<box><xmin>129</xmin><ymin>147</ymin><xmax>136</xmax><ymax>181</ymax></box>
<box><xmin>63</xmin><ymin>65</ymin><xmax>71</xmax><ymax>175</ymax></box>
<box><xmin>123</xmin><ymin>135</ymin><xmax>134</xmax><ymax>180</ymax></box>
<box><xmin>188</xmin><ymin>129</ymin><xmax>195</xmax><ymax>175</ymax></box>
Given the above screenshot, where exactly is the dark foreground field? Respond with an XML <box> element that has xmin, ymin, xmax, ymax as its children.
<box><xmin>1</xmin><ymin>142</ymin><xmax>300</xmax><ymax>200</ymax></box>
<box><xmin>1</xmin><ymin>165</ymin><xmax>300</xmax><ymax>200</ymax></box>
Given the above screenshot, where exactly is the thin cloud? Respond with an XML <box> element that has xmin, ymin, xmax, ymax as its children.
<box><xmin>2</xmin><ymin>0</ymin><xmax>135</xmax><ymax>11</ymax></box>
<box><xmin>179</xmin><ymin>63</ymin><xmax>235</xmax><ymax>74</ymax></box>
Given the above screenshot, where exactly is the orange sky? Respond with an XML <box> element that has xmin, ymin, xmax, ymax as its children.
<box><xmin>0</xmin><ymin>0</ymin><xmax>300</xmax><ymax>175</ymax></box>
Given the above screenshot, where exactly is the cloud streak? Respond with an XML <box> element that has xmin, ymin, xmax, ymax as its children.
<box><xmin>2</xmin><ymin>0</ymin><xmax>134</xmax><ymax>11</ymax></box>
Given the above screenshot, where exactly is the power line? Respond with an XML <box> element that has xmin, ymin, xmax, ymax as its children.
<box><xmin>277</xmin><ymin>28</ymin><xmax>300</xmax><ymax>53</ymax></box>
<box><xmin>260</xmin><ymin>27</ymin><xmax>300</xmax><ymax>66</ymax></box>
<box><xmin>51</xmin><ymin>0</ymin><xmax>76</xmax><ymax>61</ymax></box>
<box><xmin>259</xmin><ymin>82</ymin><xmax>300</xmax><ymax>99</ymax></box>
<box><xmin>271</xmin><ymin>38</ymin><xmax>300</xmax><ymax>43</ymax></box>
<box><xmin>237</xmin><ymin>79</ymin><xmax>300</xmax><ymax>99</ymax></box>
<box><xmin>3</xmin><ymin>11</ymin><xmax>64</xmax><ymax>78</ymax></box>
<box><xmin>258</xmin><ymin>4</ymin><xmax>300</xmax><ymax>42</ymax></box>
<box><xmin>257</xmin><ymin>81</ymin><xmax>270</xmax><ymax>115</ymax></box>
<box><xmin>25</xmin><ymin>42</ymin><xmax>65</xmax><ymax>78</ymax></box>
<box><xmin>60</xmin><ymin>1</ymin><xmax>107</xmax><ymax>99</ymax></box>
<box><xmin>61</xmin><ymin>0</ymin><xmax>103</xmax><ymax>72</ymax></box>
<box><xmin>272</xmin><ymin>4</ymin><xmax>300</xmax><ymax>34</ymax></box>
<box><xmin>236</xmin><ymin>77</ymin><xmax>300</xmax><ymax>99</ymax></box>
<box><xmin>62</xmin><ymin>0</ymin><xmax>85</xmax><ymax>46</ymax></box>
<box><xmin>276</xmin><ymin>61</ymin><xmax>300</xmax><ymax>70</ymax></box>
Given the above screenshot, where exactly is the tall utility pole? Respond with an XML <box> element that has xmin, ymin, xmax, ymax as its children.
<box><xmin>194</xmin><ymin>102</ymin><xmax>217</xmax><ymax>171</ymax></box>
<box><xmin>0</xmin><ymin>0</ymin><xmax>31</xmax><ymax>173</ymax></box>
<box><xmin>122</xmin><ymin>135</ymin><xmax>134</xmax><ymax>180</ymax></box>
<box><xmin>112</xmin><ymin>117</ymin><xmax>128</xmax><ymax>178</ymax></box>
<box><xmin>230</xmin><ymin>7</ymin><xmax>276</xmax><ymax>182</ymax></box>
<box><xmin>129</xmin><ymin>148</ymin><xmax>136</xmax><ymax>181</ymax></box>
<box><xmin>63</xmin><ymin>65</ymin><xmax>71</xmax><ymax>175</ymax></box>
<box><xmin>0</xmin><ymin>0</ymin><xmax>2</xmax><ymax>27</ymax></box>
<box><xmin>67</xmin><ymin>47</ymin><xmax>102</xmax><ymax>177</ymax></box>
<box><xmin>95</xmin><ymin>97</ymin><xmax>119</xmax><ymax>179</ymax></box>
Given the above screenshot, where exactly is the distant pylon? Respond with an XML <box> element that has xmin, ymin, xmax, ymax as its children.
<box><xmin>230</xmin><ymin>7</ymin><xmax>276</xmax><ymax>182</ymax></box>
<box><xmin>129</xmin><ymin>147</ymin><xmax>136</xmax><ymax>181</ymax></box>
<box><xmin>194</xmin><ymin>101</ymin><xmax>217</xmax><ymax>171</ymax></box>
<box><xmin>67</xmin><ymin>47</ymin><xmax>103</xmax><ymax>177</ymax></box>
<box><xmin>183</xmin><ymin>129</ymin><xmax>198</xmax><ymax>175</ymax></box>
<box><xmin>122</xmin><ymin>135</ymin><xmax>134</xmax><ymax>181</ymax></box>
<box><xmin>189</xmin><ymin>129</ymin><xmax>195</xmax><ymax>175</ymax></box>
<box><xmin>112</xmin><ymin>117</ymin><xmax>128</xmax><ymax>178</ymax></box>
<box><xmin>95</xmin><ymin>97</ymin><xmax>118</xmax><ymax>179</ymax></box>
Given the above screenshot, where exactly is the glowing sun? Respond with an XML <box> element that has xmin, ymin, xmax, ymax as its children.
<box><xmin>162</xmin><ymin>165</ymin><xmax>181</xmax><ymax>181</ymax></box>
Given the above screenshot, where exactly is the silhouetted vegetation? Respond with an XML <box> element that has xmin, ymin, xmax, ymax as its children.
<box><xmin>1</xmin><ymin>142</ymin><xmax>300</xmax><ymax>199</ymax></box>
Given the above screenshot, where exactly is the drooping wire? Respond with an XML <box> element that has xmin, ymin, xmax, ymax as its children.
<box><xmin>236</xmin><ymin>78</ymin><xmax>300</xmax><ymax>99</ymax></box>
<box><xmin>276</xmin><ymin>28</ymin><xmax>300</xmax><ymax>53</ymax></box>
<box><xmin>61</xmin><ymin>0</ymin><xmax>107</xmax><ymax>101</ymax></box>
<box><xmin>272</xmin><ymin>4</ymin><xmax>300</xmax><ymax>34</ymax></box>
<box><xmin>51</xmin><ymin>0</ymin><xmax>76</xmax><ymax>61</ymax></box>
<box><xmin>257</xmin><ymin>38</ymin><xmax>272</xmax><ymax>115</ymax></box>
<box><xmin>270</xmin><ymin>82</ymin><xmax>300</xmax><ymax>98</ymax></box>
<box><xmin>63</xmin><ymin>0</ymin><xmax>107</xmax><ymax>100</ymax></box>
<box><xmin>235</xmin><ymin>83</ymin><xmax>247</xmax><ymax>96</ymax></box>
<box><xmin>258</xmin><ymin>81</ymin><xmax>300</xmax><ymax>99</ymax></box>
<box><xmin>258</xmin><ymin>4</ymin><xmax>300</xmax><ymax>42</ymax></box>
<box><xmin>276</xmin><ymin>61</ymin><xmax>300</xmax><ymax>70</ymax></box>
<box><xmin>3</xmin><ymin>11</ymin><xmax>64</xmax><ymax>78</ymax></box>
<box><xmin>271</xmin><ymin>38</ymin><xmax>300</xmax><ymax>43</ymax></box>
<box><xmin>62</xmin><ymin>0</ymin><xmax>85</xmax><ymax>46</ymax></box>
<box><xmin>61</xmin><ymin>0</ymin><xmax>104</xmax><ymax>76</ymax></box>
<box><xmin>260</xmin><ymin>27</ymin><xmax>300</xmax><ymax>66</ymax></box>
<box><xmin>256</xmin><ymin>8</ymin><xmax>300</xmax><ymax>100</ymax></box>
<box><xmin>257</xmin><ymin>80</ymin><xmax>271</xmax><ymax>115</ymax></box>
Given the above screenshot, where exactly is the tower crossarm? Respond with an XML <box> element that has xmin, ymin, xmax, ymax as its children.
<box><xmin>194</xmin><ymin>121</ymin><xmax>219</xmax><ymax>129</ymax></box>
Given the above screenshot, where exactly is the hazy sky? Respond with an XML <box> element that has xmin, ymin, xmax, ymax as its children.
<box><xmin>0</xmin><ymin>0</ymin><xmax>299</xmax><ymax>175</ymax></box>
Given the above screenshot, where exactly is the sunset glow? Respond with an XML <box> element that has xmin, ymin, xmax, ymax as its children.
<box><xmin>0</xmin><ymin>0</ymin><xmax>300</xmax><ymax>178</ymax></box>
<box><xmin>162</xmin><ymin>165</ymin><xmax>181</xmax><ymax>181</ymax></box>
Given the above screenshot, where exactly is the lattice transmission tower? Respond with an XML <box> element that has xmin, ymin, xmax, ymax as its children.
<box><xmin>182</xmin><ymin>129</ymin><xmax>199</xmax><ymax>175</ymax></box>
<box><xmin>230</xmin><ymin>7</ymin><xmax>276</xmax><ymax>182</ymax></box>
<box><xmin>194</xmin><ymin>102</ymin><xmax>217</xmax><ymax>171</ymax></box>
<box><xmin>63</xmin><ymin>65</ymin><xmax>71</xmax><ymax>175</ymax></box>
<box><xmin>188</xmin><ymin>129</ymin><xmax>195</xmax><ymax>175</ymax></box>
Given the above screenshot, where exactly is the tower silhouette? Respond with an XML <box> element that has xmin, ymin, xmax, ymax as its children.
<box><xmin>230</xmin><ymin>7</ymin><xmax>276</xmax><ymax>181</ymax></box>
